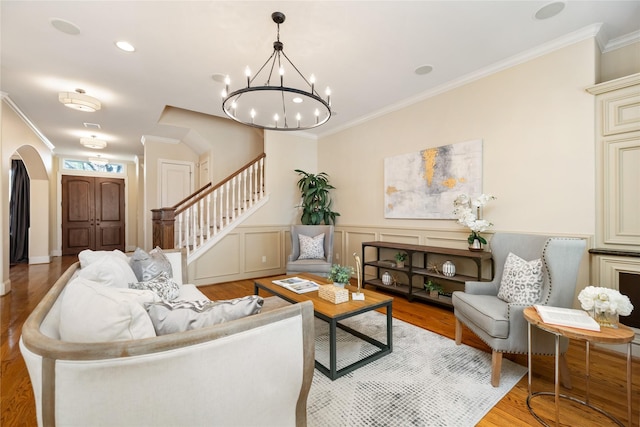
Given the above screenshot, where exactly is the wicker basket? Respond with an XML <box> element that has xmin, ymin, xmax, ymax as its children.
<box><xmin>318</xmin><ymin>284</ymin><xmax>349</xmax><ymax>304</ymax></box>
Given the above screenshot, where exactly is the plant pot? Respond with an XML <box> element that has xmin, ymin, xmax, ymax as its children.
<box><xmin>469</xmin><ymin>239</ymin><xmax>483</xmax><ymax>251</ymax></box>
<box><xmin>429</xmin><ymin>290</ymin><xmax>439</xmax><ymax>299</ymax></box>
<box><xmin>396</xmin><ymin>261</ymin><xmax>405</xmax><ymax>268</ymax></box>
<box><xmin>334</xmin><ymin>282</ymin><xmax>347</xmax><ymax>288</ymax></box>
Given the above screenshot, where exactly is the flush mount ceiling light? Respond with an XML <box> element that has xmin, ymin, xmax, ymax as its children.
<box><xmin>80</xmin><ymin>135</ymin><xmax>107</xmax><ymax>149</ymax></box>
<box><xmin>59</xmin><ymin>88</ymin><xmax>101</xmax><ymax>112</ymax></box>
<box><xmin>221</xmin><ymin>12</ymin><xmax>331</xmax><ymax>131</ymax></box>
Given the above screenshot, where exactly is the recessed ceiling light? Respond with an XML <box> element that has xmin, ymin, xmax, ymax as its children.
<box><xmin>534</xmin><ymin>1</ymin><xmax>566</xmax><ymax>20</ymax></box>
<box><xmin>50</xmin><ymin>18</ymin><xmax>80</xmax><ymax>35</ymax></box>
<box><xmin>293</xmin><ymin>97</ymin><xmax>303</xmax><ymax>104</ymax></box>
<box><xmin>414</xmin><ymin>65</ymin><xmax>434</xmax><ymax>75</ymax></box>
<box><xmin>115</xmin><ymin>41</ymin><xmax>136</xmax><ymax>52</ymax></box>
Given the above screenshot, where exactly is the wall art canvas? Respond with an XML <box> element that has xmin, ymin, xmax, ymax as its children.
<box><xmin>384</xmin><ymin>139</ymin><xmax>482</xmax><ymax>219</ymax></box>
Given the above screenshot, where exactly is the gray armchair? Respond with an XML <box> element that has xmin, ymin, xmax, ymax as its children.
<box><xmin>452</xmin><ymin>233</ymin><xmax>586</xmax><ymax>387</ymax></box>
<box><xmin>286</xmin><ymin>225</ymin><xmax>334</xmax><ymax>277</ymax></box>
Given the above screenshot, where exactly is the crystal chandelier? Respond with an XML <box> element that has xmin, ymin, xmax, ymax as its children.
<box><xmin>221</xmin><ymin>12</ymin><xmax>331</xmax><ymax>131</ymax></box>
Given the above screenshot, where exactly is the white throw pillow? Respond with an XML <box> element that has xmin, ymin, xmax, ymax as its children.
<box><xmin>59</xmin><ymin>277</ymin><xmax>157</xmax><ymax>342</ymax></box>
<box><xmin>129</xmin><ymin>247</ymin><xmax>173</xmax><ymax>282</ymax></box>
<box><xmin>78</xmin><ymin>249</ymin><xmax>129</xmax><ymax>269</ymax></box>
<box><xmin>77</xmin><ymin>255</ymin><xmax>138</xmax><ymax>288</ymax></box>
<box><xmin>297</xmin><ymin>233</ymin><xmax>325</xmax><ymax>260</ymax></box>
<box><xmin>497</xmin><ymin>252</ymin><xmax>544</xmax><ymax>304</ymax></box>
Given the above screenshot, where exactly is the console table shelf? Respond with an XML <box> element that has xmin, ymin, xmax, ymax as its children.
<box><xmin>362</xmin><ymin>241</ymin><xmax>493</xmax><ymax>308</ymax></box>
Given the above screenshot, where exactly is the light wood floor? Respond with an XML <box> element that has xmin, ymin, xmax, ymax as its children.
<box><xmin>2</xmin><ymin>256</ymin><xmax>638</xmax><ymax>426</ymax></box>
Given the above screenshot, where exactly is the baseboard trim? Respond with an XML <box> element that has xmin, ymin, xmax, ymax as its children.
<box><xmin>0</xmin><ymin>278</ymin><xmax>11</xmax><ymax>296</ymax></box>
<box><xmin>29</xmin><ymin>256</ymin><xmax>51</xmax><ymax>265</ymax></box>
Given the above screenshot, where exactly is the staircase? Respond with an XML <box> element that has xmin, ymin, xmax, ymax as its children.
<box><xmin>152</xmin><ymin>153</ymin><xmax>268</xmax><ymax>263</ymax></box>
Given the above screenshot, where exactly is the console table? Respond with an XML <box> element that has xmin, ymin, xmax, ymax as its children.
<box><xmin>523</xmin><ymin>306</ymin><xmax>634</xmax><ymax>427</ymax></box>
<box><xmin>361</xmin><ymin>241</ymin><xmax>493</xmax><ymax>308</ymax></box>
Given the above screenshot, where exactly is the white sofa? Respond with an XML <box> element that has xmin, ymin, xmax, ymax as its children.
<box><xmin>20</xmin><ymin>249</ymin><xmax>315</xmax><ymax>427</ymax></box>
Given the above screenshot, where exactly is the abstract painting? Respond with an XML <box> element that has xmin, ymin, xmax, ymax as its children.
<box><xmin>384</xmin><ymin>139</ymin><xmax>482</xmax><ymax>219</ymax></box>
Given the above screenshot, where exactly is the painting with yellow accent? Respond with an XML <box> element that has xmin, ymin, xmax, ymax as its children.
<box><xmin>384</xmin><ymin>139</ymin><xmax>482</xmax><ymax>219</ymax></box>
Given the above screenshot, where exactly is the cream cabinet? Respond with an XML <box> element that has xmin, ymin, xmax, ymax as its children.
<box><xmin>587</xmin><ymin>74</ymin><xmax>640</xmax><ymax>342</ymax></box>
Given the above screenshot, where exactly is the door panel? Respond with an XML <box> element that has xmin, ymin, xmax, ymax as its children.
<box><xmin>62</xmin><ymin>176</ymin><xmax>95</xmax><ymax>255</ymax></box>
<box><xmin>62</xmin><ymin>175</ymin><xmax>125</xmax><ymax>255</ymax></box>
<box><xmin>160</xmin><ymin>161</ymin><xmax>193</xmax><ymax>207</ymax></box>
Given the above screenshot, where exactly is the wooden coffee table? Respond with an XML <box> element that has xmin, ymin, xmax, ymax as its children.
<box><xmin>254</xmin><ymin>274</ymin><xmax>393</xmax><ymax>380</ymax></box>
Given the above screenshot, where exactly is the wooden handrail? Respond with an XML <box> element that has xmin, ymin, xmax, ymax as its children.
<box><xmin>175</xmin><ymin>153</ymin><xmax>265</xmax><ymax>216</ymax></box>
<box><xmin>172</xmin><ymin>182</ymin><xmax>212</xmax><ymax>209</ymax></box>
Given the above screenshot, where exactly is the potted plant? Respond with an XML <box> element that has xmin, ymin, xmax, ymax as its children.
<box><xmin>295</xmin><ymin>169</ymin><xmax>340</xmax><ymax>225</ymax></box>
<box><xmin>329</xmin><ymin>264</ymin><xmax>354</xmax><ymax>287</ymax></box>
<box><xmin>424</xmin><ymin>280</ymin><xmax>443</xmax><ymax>298</ymax></box>
<box><xmin>452</xmin><ymin>193</ymin><xmax>496</xmax><ymax>250</ymax></box>
<box><xmin>395</xmin><ymin>252</ymin><xmax>408</xmax><ymax>268</ymax></box>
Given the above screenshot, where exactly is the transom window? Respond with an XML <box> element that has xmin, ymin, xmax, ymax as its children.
<box><xmin>63</xmin><ymin>159</ymin><xmax>125</xmax><ymax>174</ymax></box>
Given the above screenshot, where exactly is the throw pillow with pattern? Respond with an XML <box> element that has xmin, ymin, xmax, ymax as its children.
<box><xmin>297</xmin><ymin>233</ymin><xmax>325</xmax><ymax>260</ymax></box>
<box><xmin>130</xmin><ymin>247</ymin><xmax>173</xmax><ymax>282</ymax></box>
<box><xmin>497</xmin><ymin>252</ymin><xmax>544</xmax><ymax>304</ymax></box>
<box><xmin>129</xmin><ymin>271</ymin><xmax>180</xmax><ymax>301</ymax></box>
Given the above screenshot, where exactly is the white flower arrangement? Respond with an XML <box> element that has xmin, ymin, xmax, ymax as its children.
<box><xmin>578</xmin><ymin>286</ymin><xmax>634</xmax><ymax>316</ymax></box>
<box><xmin>452</xmin><ymin>193</ymin><xmax>496</xmax><ymax>244</ymax></box>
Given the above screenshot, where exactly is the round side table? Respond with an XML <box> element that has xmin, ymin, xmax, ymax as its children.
<box><xmin>523</xmin><ymin>306</ymin><xmax>634</xmax><ymax>427</ymax></box>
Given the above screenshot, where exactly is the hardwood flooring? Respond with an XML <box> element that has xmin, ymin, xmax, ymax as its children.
<box><xmin>2</xmin><ymin>256</ymin><xmax>638</xmax><ymax>426</ymax></box>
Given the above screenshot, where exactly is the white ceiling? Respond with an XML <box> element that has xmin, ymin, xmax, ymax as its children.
<box><xmin>2</xmin><ymin>1</ymin><xmax>639</xmax><ymax>162</ymax></box>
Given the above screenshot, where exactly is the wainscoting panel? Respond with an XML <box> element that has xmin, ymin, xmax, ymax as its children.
<box><xmin>244</xmin><ymin>230</ymin><xmax>281</xmax><ymax>273</ymax></box>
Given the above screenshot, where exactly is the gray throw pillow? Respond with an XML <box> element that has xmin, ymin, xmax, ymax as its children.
<box><xmin>129</xmin><ymin>271</ymin><xmax>180</xmax><ymax>301</ymax></box>
<box><xmin>145</xmin><ymin>295</ymin><xmax>264</xmax><ymax>335</ymax></box>
<box><xmin>130</xmin><ymin>247</ymin><xmax>173</xmax><ymax>282</ymax></box>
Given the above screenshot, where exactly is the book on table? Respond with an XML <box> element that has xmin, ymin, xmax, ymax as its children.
<box><xmin>272</xmin><ymin>277</ymin><xmax>320</xmax><ymax>294</ymax></box>
<box><xmin>534</xmin><ymin>305</ymin><xmax>600</xmax><ymax>331</ymax></box>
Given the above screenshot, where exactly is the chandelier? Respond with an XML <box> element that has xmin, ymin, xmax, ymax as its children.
<box><xmin>221</xmin><ymin>12</ymin><xmax>331</xmax><ymax>131</ymax></box>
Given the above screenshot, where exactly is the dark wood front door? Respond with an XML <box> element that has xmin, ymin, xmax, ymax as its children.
<box><xmin>62</xmin><ymin>175</ymin><xmax>125</xmax><ymax>255</ymax></box>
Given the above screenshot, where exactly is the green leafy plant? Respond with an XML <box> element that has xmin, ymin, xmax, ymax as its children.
<box><xmin>329</xmin><ymin>264</ymin><xmax>354</xmax><ymax>284</ymax></box>
<box><xmin>424</xmin><ymin>280</ymin><xmax>443</xmax><ymax>293</ymax></box>
<box><xmin>295</xmin><ymin>169</ymin><xmax>340</xmax><ymax>225</ymax></box>
<box><xmin>395</xmin><ymin>252</ymin><xmax>408</xmax><ymax>262</ymax></box>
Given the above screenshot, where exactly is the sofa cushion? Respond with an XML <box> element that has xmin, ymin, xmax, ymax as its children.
<box><xmin>497</xmin><ymin>252</ymin><xmax>543</xmax><ymax>304</ymax></box>
<box><xmin>297</xmin><ymin>233</ymin><xmax>325</xmax><ymax>260</ymax></box>
<box><xmin>78</xmin><ymin>249</ymin><xmax>129</xmax><ymax>268</ymax></box>
<box><xmin>129</xmin><ymin>271</ymin><xmax>180</xmax><ymax>301</ymax></box>
<box><xmin>130</xmin><ymin>247</ymin><xmax>173</xmax><ymax>282</ymax></box>
<box><xmin>77</xmin><ymin>254</ymin><xmax>138</xmax><ymax>288</ymax></box>
<box><xmin>145</xmin><ymin>296</ymin><xmax>264</xmax><ymax>335</ymax></box>
<box><xmin>59</xmin><ymin>277</ymin><xmax>157</xmax><ymax>342</ymax></box>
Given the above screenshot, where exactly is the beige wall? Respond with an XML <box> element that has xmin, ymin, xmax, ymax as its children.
<box><xmin>1</xmin><ymin>100</ymin><xmax>53</xmax><ymax>294</ymax></box>
<box><xmin>600</xmin><ymin>41</ymin><xmax>640</xmax><ymax>82</ymax></box>
<box><xmin>319</xmin><ymin>39</ymin><xmax>598</xmax><ymax>237</ymax></box>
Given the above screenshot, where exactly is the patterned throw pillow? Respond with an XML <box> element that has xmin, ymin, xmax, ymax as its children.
<box><xmin>297</xmin><ymin>233</ymin><xmax>325</xmax><ymax>260</ymax></box>
<box><xmin>129</xmin><ymin>271</ymin><xmax>180</xmax><ymax>301</ymax></box>
<box><xmin>497</xmin><ymin>252</ymin><xmax>544</xmax><ymax>304</ymax></box>
<box><xmin>145</xmin><ymin>296</ymin><xmax>264</xmax><ymax>335</ymax></box>
<box><xmin>130</xmin><ymin>247</ymin><xmax>173</xmax><ymax>282</ymax></box>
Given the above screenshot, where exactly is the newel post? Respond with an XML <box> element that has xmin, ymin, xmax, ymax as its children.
<box><xmin>151</xmin><ymin>207</ymin><xmax>175</xmax><ymax>249</ymax></box>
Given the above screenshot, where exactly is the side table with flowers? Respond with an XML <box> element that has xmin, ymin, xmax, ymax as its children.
<box><xmin>577</xmin><ymin>286</ymin><xmax>634</xmax><ymax>328</ymax></box>
<box><xmin>453</xmin><ymin>193</ymin><xmax>496</xmax><ymax>250</ymax></box>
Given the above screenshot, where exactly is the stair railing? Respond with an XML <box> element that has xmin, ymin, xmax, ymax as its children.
<box><xmin>152</xmin><ymin>153</ymin><xmax>266</xmax><ymax>259</ymax></box>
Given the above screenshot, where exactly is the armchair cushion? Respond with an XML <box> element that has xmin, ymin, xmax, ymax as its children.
<box><xmin>298</xmin><ymin>233</ymin><xmax>325</xmax><ymax>259</ymax></box>
<box><xmin>453</xmin><ymin>293</ymin><xmax>510</xmax><ymax>338</ymax></box>
<box><xmin>497</xmin><ymin>252</ymin><xmax>543</xmax><ymax>304</ymax></box>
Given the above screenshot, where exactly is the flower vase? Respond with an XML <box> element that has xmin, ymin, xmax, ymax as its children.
<box><xmin>590</xmin><ymin>310</ymin><xmax>619</xmax><ymax>328</ymax></box>
<box><xmin>469</xmin><ymin>239</ymin><xmax>483</xmax><ymax>251</ymax></box>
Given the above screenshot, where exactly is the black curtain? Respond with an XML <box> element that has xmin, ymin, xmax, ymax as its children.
<box><xmin>10</xmin><ymin>159</ymin><xmax>29</xmax><ymax>265</ymax></box>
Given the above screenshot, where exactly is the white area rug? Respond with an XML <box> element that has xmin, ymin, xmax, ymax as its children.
<box><xmin>308</xmin><ymin>311</ymin><xmax>527</xmax><ymax>426</ymax></box>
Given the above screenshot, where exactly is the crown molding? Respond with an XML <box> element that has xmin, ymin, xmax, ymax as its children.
<box><xmin>603</xmin><ymin>29</ymin><xmax>640</xmax><ymax>53</ymax></box>
<box><xmin>2</xmin><ymin>94</ymin><xmax>55</xmax><ymax>151</ymax></box>
<box><xmin>320</xmin><ymin>23</ymin><xmax>605</xmax><ymax>138</ymax></box>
